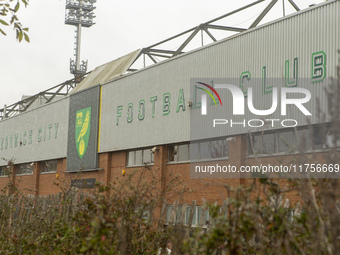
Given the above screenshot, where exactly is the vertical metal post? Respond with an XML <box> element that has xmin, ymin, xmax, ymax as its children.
<box><xmin>3</xmin><ymin>104</ymin><xmax>6</xmax><ymax>119</ymax></box>
<box><xmin>76</xmin><ymin>0</ymin><xmax>83</xmax><ymax>73</ymax></box>
<box><xmin>76</xmin><ymin>23</ymin><xmax>82</xmax><ymax>72</ymax></box>
<box><xmin>282</xmin><ymin>0</ymin><xmax>286</xmax><ymax>16</ymax></box>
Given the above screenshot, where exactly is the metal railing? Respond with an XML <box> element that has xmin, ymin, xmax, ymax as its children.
<box><xmin>0</xmin><ymin>73</ymin><xmax>89</xmax><ymax>121</ymax></box>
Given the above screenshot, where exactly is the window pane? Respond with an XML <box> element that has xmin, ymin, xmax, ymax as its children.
<box><xmin>313</xmin><ymin>126</ymin><xmax>328</xmax><ymax>150</ymax></box>
<box><xmin>17</xmin><ymin>163</ymin><xmax>33</xmax><ymax>175</ymax></box>
<box><xmin>326</xmin><ymin>127</ymin><xmax>340</xmax><ymax>148</ymax></box>
<box><xmin>135</xmin><ymin>150</ymin><xmax>143</xmax><ymax>165</ymax></box>
<box><xmin>223</xmin><ymin>140</ymin><xmax>229</xmax><ymax>158</ymax></box>
<box><xmin>173</xmin><ymin>146</ymin><xmax>179</xmax><ymax>162</ymax></box>
<box><xmin>253</xmin><ymin>134</ymin><xmax>262</xmax><ymax>155</ymax></box>
<box><xmin>186</xmin><ymin>206</ymin><xmax>198</xmax><ymax>225</ymax></box>
<box><xmin>197</xmin><ymin>207</ymin><xmax>202</xmax><ymax>224</ymax></box>
<box><xmin>197</xmin><ymin>207</ymin><xmax>208</xmax><ymax>225</ymax></box>
<box><xmin>141</xmin><ymin>210</ymin><xmax>149</xmax><ymax>221</ymax></box>
<box><xmin>166</xmin><ymin>205</ymin><xmax>173</xmax><ymax>222</ymax></box>
<box><xmin>42</xmin><ymin>161</ymin><xmax>49</xmax><ymax>172</ymax></box>
<box><xmin>0</xmin><ymin>166</ymin><xmax>8</xmax><ymax>176</ymax></box>
<box><xmin>211</xmin><ymin>140</ymin><xmax>223</xmax><ymax>158</ymax></box>
<box><xmin>51</xmin><ymin>160</ymin><xmax>58</xmax><ymax>171</ymax></box>
<box><xmin>247</xmin><ymin>135</ymin><xmax>254</xmax><ymax>155</ymax></box>
<box><xmin>168</xmin><ymin>145</ymin><xmax>177</xmax><ymax>162</ymax></box>
<box><xmin>143</xmin><ymin>149</ymin><xmax>152</xmax><ymax>164</ymax></box>
<box><xmin>200</xmin><ymin>142</ymin><xmax>210</xmax><ymax>159</ymax></box>
<box><xmin>176</xmin><ymin>205</ymin><xmax>183</xmax><ymax>223</ymax></box>
<box><xmin>185</xmin><ymin>206</ymin><xmax>191</xmax><ymax>224</ymax></box>
<box><xmin>278</xmin><ymin>131</ymin><xmax>294</xmax><ymax>153</ymax></box>
<box><xmin>127</xmin><ymin>151</ymin><xmax>134</xmax><ymax>166</ymax></box>
<box><xmin>41</xmin><ymin>160</ymin><xmax>58</xmax><ymax>173</ymax></box>
<box><xmin>296</xmin><ymin>129</ymin><xmax>311</xmax><ymax>151</ymax></box>
<box><xmin>190</xmin><ymin>143</ymin><xmax>199</xmax><ymax>160</ymax></box>
<box><xmin>178</xmin><ymin>144</ymin><xmax>189</xmax><ymax>161</ymax></box>
<box><xmin>262</xmin><ymin>133</ymin><xmax>276</xmax><ymax>154</ymax></box>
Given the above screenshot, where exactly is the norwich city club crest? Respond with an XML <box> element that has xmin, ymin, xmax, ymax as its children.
<box><xmin>75</xmin><ymin>107</ymin><xmax>91</xmax><ymax>159</ymax></box>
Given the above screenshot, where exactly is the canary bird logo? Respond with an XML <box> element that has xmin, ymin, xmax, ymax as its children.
<box><xmin>77</xmin><ymin>111</ymin><xmax>90</xmax><ymax>142</ymax></box>
<box><xmin>75</xmin><ymin>107</ymin><xmax>91</xmax><ymax>159</ymax></box>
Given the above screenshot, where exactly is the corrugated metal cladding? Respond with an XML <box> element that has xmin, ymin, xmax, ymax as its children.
<box><xmin>99</xmin><ymin>1</ymin><xmax>340</xmax><ymax>152</ymax></box>
<box><xmin>0</xmin><ymin>98</ymin><xmax>69</xmax><ymax>166</ymax></box>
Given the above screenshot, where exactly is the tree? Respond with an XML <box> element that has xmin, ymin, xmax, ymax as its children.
<box><xmin>0</xmin><ymin>0</ymin><xmax>29</xmax><ymax>42</ymax></box>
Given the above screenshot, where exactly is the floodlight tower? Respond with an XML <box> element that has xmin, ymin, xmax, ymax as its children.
<box><xmin>65</xmin><ymin>0</ymin><xmax>96</xmax><ymax>77</ymax></box>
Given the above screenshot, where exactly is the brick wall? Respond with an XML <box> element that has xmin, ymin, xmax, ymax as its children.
<box><xmin>1</xmin><ymin>134</ymin><xmax>337</xmax><ymax>206</ymax></box>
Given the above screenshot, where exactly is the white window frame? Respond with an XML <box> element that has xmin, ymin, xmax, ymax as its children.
<box><xmin>40</xmin><ymin>160</ymin><xmax>58</xmax><ymax>174</ymax></box>
<box><xmin>127</xmin><ymin>147</ymin><xmax>155</xmax><ymax>167</ymax></box>
<box><xmin>16</xmin><ymin>163</ymin><xmax>33</xmax><ymax>176</ymax></box>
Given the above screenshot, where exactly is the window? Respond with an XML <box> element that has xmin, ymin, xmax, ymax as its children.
<box><xmin>169</xmin><ymin>144</ymin><xmax>189</xmax><ymax>162</ymax></box>
<box><xmin>211</xmin><ymin>140</ymin><xmax>223</xmax><ymax>158</ymax></box>
<box><xmin>16</xmin><ymin>163</ymin><xmax>33</xmax><ymax>175</ymax></box>
<box><xmin>296</xmin><ymin>129</ymin><xmax>311</xmax><ymax>151</ymax></box>
<box><xmin>41</xmin><ymin>160</ymin><xmax>58</xmax><ymax>173</ymax></box>
<box><xmin>0</xmin><ymin>166</ymin><xmax>9</xmax><ymax>176</ymax></box>
<box><xmin>325</xmin><ymin>127</ymin><xmax>340</xmax><ymax>148</ymax></box>
<box><xmin>127</xmin><ymin>148</ymin><xmax>154</xmax><ymax>166</ymax></box>
<box><xmin>165</xmin><ymin>205</ymin><xmax>185</xmax><ymax>223</ymax></box>
<box><xmin>135</xmin><ymin>150</ymin><xmax>143</xmax><ymax>165</ymax></box>
<box><xmin>197</xmin><ymin>206</ymin><xmax>210</xmax><ymax>225</ymax></box>
<box><xmin>248</xmin><ymin>125</ymin><xmax>332</xmax><ymax>156</ymax></box>
<box><xmin>248</xmin><ymin>133</ymin><xmax>261</xmax><ymax>155</ymax></box>
<box><xmin>168</xmin><ymin>139</ymin><xmax>229</xmax><ymax>163</ymax></box>
<box><xmin>168</xmin><ymin>144</ymin><xmax>189</xmax><ymax>162</ymax></box>
<box><xmin>312</xmin><ymin>126</ymin><xmax>328</xmax><ymax>150</ymax></box>
<box><xmin>262</xmin><ymin>133</ymin><xmax>276</xmax><ymax>154</ymax></box>
<box><xmin>135</xmin><ymin>207</ymin><xmax>150</xmax><ymax>222</ymax></box>
<box><xmin>185</xmin><ymin>206</ymin><xmax>197</xmax><ymax>224</ymax></box>
<box><xmin>128</xmin><ymin>150</ymin><xmax>134</xmax><ymax>165</ymax></box>
<box><xmin>200</xmin><ymin>141</ymin><xmax>211</xmax><ymax>159</ymax></box>
<box><xmin>165</xmin><ymin>205</ymin><xmax>173</xmax><ymax>223</ymax></box>
<box><xmin>249</xmin><ymin>130</ymin><xmax>295</xmax><ymax>155</ymax></box>
<box><xmin>195</xmin><ymin>139</ymin><xmax>229</xmax><ymax>160</ymax></box>
<box><xmin>278</xmin><ymin>130</ymin><xmax>295</xmax><ymax>153</ymax></box>
<box><xmin>249</xmin><ymin>133</ymin><xmax>276</xmax><ymax>155</ymax></box>
<box><xmin>178</xmin><ymin>144</ymin><xmax>189</xmax><ymax>161</ymax></box>
<box><xmin>165</xmin><ymin>204</ymin><xmax>209</xmax><ymax>225</ymax></box>
<box><xmin>190</xmin><ymin>143</ymin><xmax>200</xmax><ymax>160</ymax></box>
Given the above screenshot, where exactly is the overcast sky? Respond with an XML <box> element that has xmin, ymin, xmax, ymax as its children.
<box><xmin>0</xmin><ymin>0</ymin><xmax>325</xmax><ymax>108</ymax></box>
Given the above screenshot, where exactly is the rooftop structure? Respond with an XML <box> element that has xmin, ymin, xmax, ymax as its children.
<box><xmin>0</xmin><ymin>0</ymin><xmax>319</xmax><ymax>121</ymax></box>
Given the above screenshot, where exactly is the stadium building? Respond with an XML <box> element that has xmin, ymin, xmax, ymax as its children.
<box><xmin>0</xmin><ymin>0</ymin><xmax>339</xmax><ymax>222</ymax></box>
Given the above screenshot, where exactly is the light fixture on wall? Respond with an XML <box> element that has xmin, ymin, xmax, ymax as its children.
<box><xmin>150</xmin><ymin>146</ymin><xmax>159</xmax><ymax>154</ymax></box>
